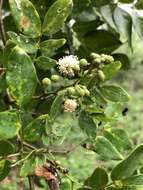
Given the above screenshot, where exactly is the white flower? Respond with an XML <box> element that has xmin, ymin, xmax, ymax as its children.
<box><xmin>57</xmin><ymin>55</ymin><xmax>80</xmax><ymax>77</ymax></box>
<box><xmin>64</xmin><ymin>99</ymin><xmax>78</xmax><ymax>112</ymax></box>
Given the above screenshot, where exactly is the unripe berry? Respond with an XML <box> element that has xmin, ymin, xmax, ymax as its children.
<box><xmin>90</xmin><ymin>52</ymin><xmax>100</xmax><ymax>59</ymax></box>
<box><xmin>51</xmin><ymin>74</ymin><xmax>60</xmax><ymax>82</ymax></box>
<box><xmin>79</xmin><ymin>59</ymin><xmax>89</xmax><ymax>66</ymax></box>
<box><xmin>42</xmin><ymin>78</ymin><xmax>51</xmax><ymax>86</ymax></box>
<box><xmin>97</xmin><ymin>70</ymin><xmax>105</xmax><ymax>82</ymax></box>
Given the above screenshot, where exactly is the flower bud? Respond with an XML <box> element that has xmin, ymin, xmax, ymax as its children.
<box><xmin>97</xmin><ymin>70</ymin><xmax>105</xmax><ymax>82</ymax></box>
<box><xmin>75</xmin><ymin>85</ymin><xmax>85</xmax><ymax>96</ymax></box>
<box><xmin>67</xmin><ymin>87</ymin><xmax>76</xmax><ymax>95</ymax></box>
<box><xmin>42</xmin><ymin>78</ymin><xmax>51</xmax><ymax>86</ymax></box>
<box><xmin>79</xmin><ymin>59</ymin><xmax>89</xmax><ymax>66</ymax></box>
<box><xmin>90</xmin><ymin>52</ymin><xmax>100</xmax><ymax>59</ymax></box>
<box><xmin>64</xmin><ymin>99</ymin><xmax>78</xmax><ymax>112</ymax></box>
<box><xmin>51</xmin><ymin>75</ymin><xmax>60</xmax><ymax>82</ymax></box>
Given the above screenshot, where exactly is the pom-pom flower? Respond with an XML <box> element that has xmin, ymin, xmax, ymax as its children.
<box><xmin>57</xmin><ymin>55</ymin><xmax>80</xmax><ymax>77</ymax></box>
<box><xmin>64</xmin><ymin>99</ymin><xmax>78</xmax><ymax>112</ymax></box>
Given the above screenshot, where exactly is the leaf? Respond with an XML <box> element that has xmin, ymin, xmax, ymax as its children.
<box><xmin>36</xmin><ymin>56</ymin><xmax>57</xmax><ymax>71</ymax></box>
<box><xmin>79</xmin><ymin>111</ymin><xmax>97</xmax><ymax>138</ymax></box>
<box><xmin>0</xmin><ymin>141</ymin><xmax>15</xmax><ymax>156</ymax></box>
<box><xmin>119</xmin><ymin>0</ymin><xmax>134</xmax><ymax>3</ymax></box>
<box><xmin>102</xmin><ymin>61</ymin><xmax>121</xmax><ymax>80</ymax></box>
<box><xmin>91</xmin><ymin>0</ymin><xmax>113</xmax><ymax>7</ymax></box>
<box><xmin>0</xmin><ymin>111</ymin><xmax>21</xmax><ymax>140</ymax></box>
<box><xmin>9</xmin><ymin>0</ymin><xmax>41</xmax><ymax>38</ymax></box>
<box><xmin>20</xmin><ymin>155</ymin><xmax>36</xmax><ymax>177</ymax></box>
<box><xmin>84</xmin><ymin>167</ymin><xmax>108</xmax><ymax>189</ymax></box>
<box><xmin>135</xmin><ymin>0</ymin><xmax>143</xmax><ymax>10</ymax></box>
<box><xmin>94</xmin><ymin>136</ymin><xmax>123</xmax><ymax>160</ymax></box>
<box><xmin>24</xmin><ymin>114</ymin><xmax>50</xmax><ymax>142</ymax></box>
<box><xmin>7</xmin><ymin>31</ymin><xmax>38</xmax><ymax>54</ymax></box>
<box><xmin>6</xmin><ymin>46</ymin><xmax>38</xmax><ymax>106</ymax></box>
<box><xmin>132</xmin><ymin>11</ymin><xmax>143</xmax><ymax>39</ymax></box>
<box><xmin>50</xmin><ymin>91</ymin><xmax>65</xmax><ymax>120</ymax></box>
<box><xmin>111</xmin><ymin>145</ymin><xmax>143</xmax><ymax>180</ymax></box>
<box><xmin>121</xmin><ymin>175</ymin><xmax>143</xmax><ymax>186</ymax></box>
<box><xmin>0</xmin><ymin>160</ymin><xmax>11</xmax><ymax>181</ymax></box>
<box><xmin>42</xmin><ymin>0</ymin><xmax>73</xmax><ymax>35</ymax></box>
<box><xmin>100</xmin><ymin>85</ymin><xmax>131</xmax><ymax>102</ymax></box>
<box><xmin>106</xmin><ymin>186</ymin><xmax>143</xmax><ymax>190</ymax></box>
<box><xmin>104</xmin><ymin>128</ymin><xmax>133</xmax><ymax>152</ymax></box>
<box><xmin>40</xmin><ymin>39</ymin><xmax>66</xmax><ymax>57</ymax></box>
<box><xmin>113</xmin><ymin>7</ymin><xmax>132</xmax><ymax>44</ymax></box>
<box><xmin>82</xmin><ymin>30</ymin><xmax>121</xmax><ymax>54</ymax></box>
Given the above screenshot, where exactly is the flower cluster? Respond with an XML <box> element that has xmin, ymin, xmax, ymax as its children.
<box><xmin>64</xmin><ymin>99</ymin><xmax>78</xmax><ymax>112</ymax></box>
<box><xmin>57</xmin><ymin>55</ymin><xmax>80</xmax><ymax>77</ymax></box>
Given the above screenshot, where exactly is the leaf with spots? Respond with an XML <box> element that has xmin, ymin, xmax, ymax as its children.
<box><xmin>42</xmin><ymin>0</ymin><xmax>73</xmax><ymax>35</ymax></box>
<box><xmin>6</xmin><ymin>46</ymin><xmax>38</xmax><ymax>106</ymax></box>
<box><xmin>24</xmin><ymin>114</ymin><xmax>50</xmax><ymax>142</ymax></box>
<box><xmin>9</xmin><ymin>0</ymin><xmax>41</xmax><ymax>38</ymax></box>
<box><xmin>0</xmin><ymin>111</ymin><xmax>21</xmax><ymax>140</ymax></box>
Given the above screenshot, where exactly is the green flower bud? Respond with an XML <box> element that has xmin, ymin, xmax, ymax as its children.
<box><xmin>75</xmin><ymin>85</ymin><xmax>85</xmax><ymax>96</ymax></box>
<box><xmin>90</xmin><ymin>52</ymin><xmax>100</xmax><ymax>59</ymax></box>
<box><xmin>79</xmin><ymin>59</ymin><xmax>89</xmax><ymax>66</ymax></box>
<box><xmin>67</xmin><ymin>87</ymin><xmax>76</xmax><ymax>95</ymax></box>
<box><xmin>51</xmin><ymin>74</ymin><xmax>60</xmax><ymax>82</ymax></box>
<box><xmin>42</xmin><ymin>78</ymin><xmax>51</xmax><ymax>86</ymax></box>
<box><xmin>97</xmin><ymin>70</ymin><xmax>105</xmax><ymax>82</ymax></box>
<box><xmin>101</xmin><ymin>54</ymin><xmax>114</xmax><ymax>64</ymax></box>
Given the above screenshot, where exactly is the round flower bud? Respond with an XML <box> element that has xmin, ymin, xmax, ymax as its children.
<box><xmin>101</xmin><ymin>54</ymin><xmax>114</xmax><ymax>64</ymax></box>
<box><xmin>64</xmin><ymin>99</ymin><xmax>78</xmax><ymax>112</ymax></box>
<box><xmin>67</xmin><ymin>87</ymin><xmax>76</xmax><ymax>95</ymax></box>
<box><xmin>75</xmin><ymin>85</ymin><xmax>85</xmax><ymax>96</ymax></box>
<box><xmin>51</xmin><ymin>75</ymin><xmax>60</xmax><ymax>82</ymax></box>
<box><xmin>42</xmin><ymin>78</ymin><xmax>51</xmax><ymax>86</ymax></box>
<box><xmin>92</xmin><ymin>58</ymin><xmax>101</xmax><ymax>65</ymax></box>
<box><xmin>97</xmin><ymin>70</ymin><xmax>105</xmax><ymax>82</ymax></box>
<box><xmin>79</xmin><ymin>59</ymin><xmax>89</xmax><ymax>66</ymax></box>
<box><xmin>90</xmin><ymin>52</ymin><xmax>100</xmax><ymax>59</ymax></box>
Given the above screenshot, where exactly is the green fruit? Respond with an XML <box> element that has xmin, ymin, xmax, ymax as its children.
<box><xmin>42</xmin><ymin>77</ymin><xmax>51</xmax><ymax>86</ymax></box>
<box><xmin>75</xmin><ymin>85</ymin><xmax>85</xmax><ymax>96</ymax></box>
<box><xmin>80</xmin><ymin>58</ymin><xmax>89</xmax><ymax>66</ymax></box>
<box><xmin>97</xmin><ymin>70</ymin><xmax>105</xmax><ymax>82</ymax></box>
<box><xmin>51</xmin><ymin>74</ymin><xmax>60</xmax><ymax>82</ymax></box>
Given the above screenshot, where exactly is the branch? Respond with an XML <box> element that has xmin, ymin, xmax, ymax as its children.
<box><xmin>28</xmin><ymin>176</ymin><xmax>35</xmax><ymax>190</ymax></box>
<box><xmin>0</xmin><ymin>0</ymin><xmax>6</xmax><ymax>47</ymax></box>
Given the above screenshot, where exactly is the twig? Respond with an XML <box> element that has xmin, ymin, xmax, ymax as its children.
<box><xmin>65</xmin><ymin>20</ymin><xmax>74</xmax><ymax>55</ymax></box>
<box><xmin>0</xmin><ymin>0</ymin><xmax>6</xmax><ymax>47</ymax></box>
<box><xmin>28</xmin><ymin>175</ymin><xmax>35</xmax><ymax>190</ymax></box>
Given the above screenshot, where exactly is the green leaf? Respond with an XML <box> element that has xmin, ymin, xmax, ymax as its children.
<box><xmin>84</xmin><ymin>167</ymin><xmax>108</xmax><ymax>189</ymax></box>
<box><xmin>111</xmin><ymin>145</ymin><xmax>143</xmax><ymax>180</ymax></box>
<box><xmin>121</xmin><ymin>175</ymin><xmax>143</xmax><ymax>186</ymax></box>
<box><xmin>135</xmin><ymin>0</ymin><xmax>143</xmax><ymax>10</ymax></box>
<box><xmin>0</xmin><ymin>160</ymin><xmax>11</xmax><ymax>181</ymax></box>
<box><xmin>119</xmin><ymin>0</ymin><xmax>134</xmax><ymax>3</ymax></box>
<box><xmin>36</xmin><ymin>56</ymin><xmax>57</xmax><ymax>71</ymax></box>
<box><xmin>6</xmin><ymin>46</ymin><xmax>38</xmax><ymax>106</ymax></box>
<box><xmin>106</xmin><ymin>186</ymin><xmax>143</xmax><ymax>190</ymax></box>
<box><xmin>9</xmin><ymin>0</ymin><xmax>41</xmax><ymax>38</ymax></box>
<box><xmin>104</xmin><ymin>128</ymin><xmax>133</xmax><ymax>152</ymax></box>
<box><xmin>132</xmin><ymin>11</ymin><xmax>143</xmax><ymax>39</ymax></box>
<box><xmin>20</xmin><ymin>155</ymin><xmax>36</xmax><ymax>177</ymax></box>
<box><xmin>0</xmin><ymin>141</ymin><xmax>15</xmax><ymax>156</ymax></box>
<box><xmin>82</xmin><ymin>30</ymin><xmax>121</xmax><ymax>54</ymax></box>
<box><xmin>50</xmin><ymin>91</ymin><xmax>65</xmax><ymax>120</ymax></box>
<box><xmin>94</xmin><ymin>136</ymin><xmax>123</xmax><ymax>160</ymax></box>
<box><xmin>7</xmin><ymin>31</ymin><xmax>38</xmax><ymax>54</ymax></box>
<box><xmin>0</xmin><ymin>111</ymin><xmax>21</xmax><ymax>140</ymax></box>
<box><xmin>102</xmin><ymin>61</ymin><xmax>121</xmax><ymax>80</ymax></box>
<box><xmin>100</xmin><ymin>85</ymin><xmax>131</xmax><ymax>102</ymax></box>
<box><xmin>24</xmin><ymin>114</ymin><xmax>50</xmax><ymax>142</ymax></box>
<box><xmin>113</xmin><ymin>7</ymin><xmax>132</xmax><ymax>44</ymax></box>
<box><xmin>79</xmin><ymin>111</ymin><xmax>97</xmax><ymax>138</ymax></box>
<box><xmin>40</xmin><ymin>39</ymin><xmax>66</xmax><ymax>57</ymax></box>
<box><xmin>42</xmin><ymin>0</ymin><xmax>73</xmax><ymax>35</ymax></box>
<box><xmin>92</xmin><ymin>0</ymin><xmax>113</xmax><ymax>7</ymax></box>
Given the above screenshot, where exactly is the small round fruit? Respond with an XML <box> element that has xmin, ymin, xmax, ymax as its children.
<box><xmin>42</xmin><ymin>78</ymin><xmax>51</xmax><ymax>86</ymax></box>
